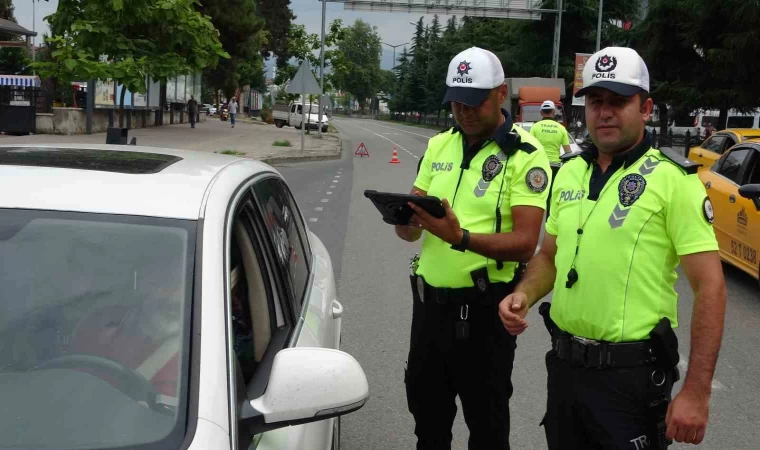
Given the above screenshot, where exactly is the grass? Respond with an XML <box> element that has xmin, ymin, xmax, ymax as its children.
<box><xmin>216</xmin><ymin>149</ymin><xmax>246</xmax><ymax>156</ymax></box>
<box><xmin>273</xmin><ymin>139</ymin><xmax>292</xmax><ymax>147</ymax></box>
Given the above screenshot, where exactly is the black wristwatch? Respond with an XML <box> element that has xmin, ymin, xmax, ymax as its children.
<box><xmin>450</xmin><ymin>228</ymin><xmax>470</xmax><ymax>252</ymax></box>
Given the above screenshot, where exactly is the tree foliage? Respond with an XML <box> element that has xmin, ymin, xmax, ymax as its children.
<box><xmin>33</xmin><ymin>0</ymin><xmax>228</xmax><ymax>108</ymax></box>
<box><xmin>256</xmin><ymin>0</ymin><xmax>294</xmax><ymax>66</ymax></box>
<box><xmin>0</xmin><ymin>0</ymin><xmax>31</xmax><ymax>75</ymax></box>
<box><xmin>197</xmin><ymin>0</ymin><xmax>266</xmax><ymax>100</ymax></box>
<box><xmin>331</xmin><ymin>19</ymin><xmax>382</xmax><ymax>109</ymax></box>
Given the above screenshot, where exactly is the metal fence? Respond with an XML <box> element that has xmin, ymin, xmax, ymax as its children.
<box><xmin>651</xmin><ymin>129</ymin><xmax>705</xmax><ymax>157</ymax></box>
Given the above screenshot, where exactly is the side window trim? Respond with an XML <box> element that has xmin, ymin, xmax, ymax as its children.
<box><xmin>715</xmin><ymin>147</ymin><xmax>752</xmax><ymax>185</ymax></box>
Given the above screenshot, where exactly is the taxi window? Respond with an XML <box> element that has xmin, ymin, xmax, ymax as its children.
<box><xmin>717</xmin><ymin>148</ymin><xmax>751</xmax><ymax>184</ymax></box>
<box><xmin>702</xmin><ymin>136</ymin><xmax>726</xmax><ymax>152</ymax></box>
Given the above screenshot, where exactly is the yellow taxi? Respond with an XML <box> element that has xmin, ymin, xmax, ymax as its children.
<box><xmin>698</xmin><ymin>139</ymin><xmax>760</xmax><ymax>286</ymax></box>
<box><xmin>688</xmin><ymin>129</ymin><xmax>760</xmax><ymax>169</ymax></box>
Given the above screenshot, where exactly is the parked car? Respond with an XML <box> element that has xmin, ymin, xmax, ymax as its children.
<box><xmin>0</xmin><ymin>144</ymin><xmax>368</xmax><ymax>450</ymax></box>
<box><xmin>699</xmin><ymin>139</ymin><xmax>760</xmax><ymax>288</ymax></box>
<box><xmin>688</xmin><ymin>129</ymin><xmax>760</xmax><ymax>169</ymax></box>
<box><xmin>273</xmin><ymin>102</ymin><xmax>329</xmax><ymax>132</ymax></box>
<box><xmin>202</xmin><ymin>103</ymin><xmax>217</xmax><ymax>115</ymax></box>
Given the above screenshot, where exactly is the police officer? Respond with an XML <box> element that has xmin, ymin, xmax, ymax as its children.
<box><xmin>498</xmin><ymin>47</ymin><xmax>727</xmax><ymax>449</ymax></box>
<box><xmin>396</xmin><ymin>46</ymin><xmax>551</xmax><ymax>449</ymax></box>
<box><xmin>530</xmin><ymin>100</ymin><xmax>572</xmax><ymax>217</ymax></box>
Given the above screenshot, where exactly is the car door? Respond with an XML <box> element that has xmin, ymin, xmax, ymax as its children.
<box><xmin>703</xmin><ymin>146</ymin><xmax>756</xmax><ymax>273</ymax></box>
<box><xmin>248</xmin><ymin>176</ymin><xmax>336</xmax><ymax>450</ymax></box>
<box><xmin>691</xmin><ymin>133</ymin><xmax>730</xmax><ymax>169</ymax></box>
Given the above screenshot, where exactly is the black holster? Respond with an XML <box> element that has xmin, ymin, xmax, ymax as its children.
<box><xmin>538</xmin><ymin>302</ymin><xmax>556</xmax><ymax>336</ymax></box>
<box><xmin>648</xmin><ymin>318</ymin><xmax>680</xmax><ymax>449</ymax></box>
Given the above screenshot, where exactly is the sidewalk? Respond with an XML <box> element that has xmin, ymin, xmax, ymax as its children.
<box><xmin>0</xmin><ymin>116</ymin><xmax>342</xmax><ymax>165</ymax></box>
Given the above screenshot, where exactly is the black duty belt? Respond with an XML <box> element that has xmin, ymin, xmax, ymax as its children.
<box><xmin>552</xmin><ymin>331</ymin><xmax>656</xmax><ymax>369</ymax></box>
<box><xmin>422</xmin><ymin>278</ymin><xmax>515</xmax><ymax>306</ymax></box>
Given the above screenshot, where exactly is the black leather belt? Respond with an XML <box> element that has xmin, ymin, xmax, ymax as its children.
<box><xmin>422</xmin><ymin>279</ymin><xmax>515</xmax><ymax>306</ymax></box>
<box><xmin>552</xmin><ymin>332</ymin><xmax>656</xmax><ymax>369</ymax></box>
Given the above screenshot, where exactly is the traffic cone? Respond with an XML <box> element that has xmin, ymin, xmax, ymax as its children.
<box><xmin>389</xmin><ymin>146</ymin><xmax>401</xmax><ymax>164</ymax></box>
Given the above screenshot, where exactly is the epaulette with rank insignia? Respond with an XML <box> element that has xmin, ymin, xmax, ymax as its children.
<box><xmin>518</xmin><ymin>140</ymin><xmax>537</xmax><ymax>154</ymax></box>
<box><xmin>560</xmin><ymin>149</ymin><xmax>585</xmax><ymax>161</ymax></box>
<box><xmin>657</xmin><ymin>147</ymin><xmax>701</xmax><ymax>175</ymax></box>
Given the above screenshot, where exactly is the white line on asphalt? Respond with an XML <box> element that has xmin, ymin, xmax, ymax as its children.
<box><xmin>330</xmin><ymin>185</ymin><xmax>336</xmax><ymax>188</ymax></box>
<box><xmin>678</xmin><ymin>353</ymin><xmax>727</xmax><ymax>391</ymax></box>
<box><xmin>309</xmin><ymin>218</ymin><xmax>318</xmax><ymax>223</ymax></box>
<box><xmin>321</xmin><ymin>199</ymin><xmax>329</xmax><ymax>203</ymax></box>
<box><xmin>327</xmin><ymin>191</ymin><xmax>333</xmax><ymax>195</ymax></box>
<box><xmin>335</xmin><ymin>175</ymin><xmax>341</xmax><ymax>178</ymax></box>
<box><xmin>333</xmin><ymin>179</ymin><xmax>339</xmax><ymax>183</ymax></box>
<box><xmin>315</xmin><ymin>207</ymin><xmax>323</xmax><ymax>211</ymax></box>
<box><xmin>345</xmin><ymin>122</ymin><xmax>421</xmax><ymax>160</ymax></box>
<box><xmin>369</xmin><ymin>121</ymin><xmax>438</xmax><ymax>139</ymax></box>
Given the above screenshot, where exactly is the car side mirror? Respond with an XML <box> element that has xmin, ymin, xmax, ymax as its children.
<box><xmin>739</xmin><ymin>184</ymin><xmax>760</xmax><ymax>200</ymax></box>
<box><xmin>239</xmin><ymin>348</ymin><xmax>369</xmax><ymax>435</ymax></box>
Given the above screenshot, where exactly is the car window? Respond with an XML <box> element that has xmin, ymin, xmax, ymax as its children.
<box><xmin>702</xmin><ymin>136</ymin><xmax>726</xmax><ymax>152</ymax></box>
<box><xmin>0</xmin><ymin>209</ymin><xmax>195</xmax><ymax>450</ymax></box>
<box><xmin>746</xmin><ymin>151</ymin><xmax>760</xmax><ymax>185</ymax></box>
<box><xmin>717</xmin><ymin>148</ymin><xmax>752</xmax><ymax>184</ymax></box>
<box><xmin>252</xmin><ymin>178</ymin><xmax>311</xmax><ymax>312</ymax></box>
<box><xmin>727</xmin><ymin>116</ymin><xmax>755</xmax><ymax>128</ymax></box>
<box><xmin>290</xmin><ymin>104</ymin><xmax>296</xmax><ymax>114</ymax></box>
<box><xmin>722</xmin><ymin>136</ymin><xmax>738</xmax><ymax>154</ymax></box>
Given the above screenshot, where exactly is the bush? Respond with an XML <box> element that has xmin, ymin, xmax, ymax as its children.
<box><xmin>260</xmin><ymin>108</ymin><xmax>273</xmax><ymax>124</ymax></box>
<box><xmin>273</xmin><ymin>139</ymin><xmax>291</xmax><ymax>147</ymax></box>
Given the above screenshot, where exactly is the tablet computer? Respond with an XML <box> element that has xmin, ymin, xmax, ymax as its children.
<box><xmin>364</xmin><ymin>190</ymin><xmax>446</xmax><ymax>225</ymax></box>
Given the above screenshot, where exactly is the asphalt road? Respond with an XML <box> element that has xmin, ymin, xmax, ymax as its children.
<box><xmin>276</xmin><ymin>117</ymin><xmax>760</xmax><ymax>450</ymax></box>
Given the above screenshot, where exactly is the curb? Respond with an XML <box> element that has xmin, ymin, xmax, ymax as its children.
<box><xmin>259</xmin><ymin>135</ymin><xmax>342</xmax><ymax>165</ymax></box>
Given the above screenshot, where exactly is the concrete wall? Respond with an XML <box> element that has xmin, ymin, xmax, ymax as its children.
<box><xmin>36</xmin><ymin>107</ymin><xmax>206</xmax><ymax>135</ymax></box>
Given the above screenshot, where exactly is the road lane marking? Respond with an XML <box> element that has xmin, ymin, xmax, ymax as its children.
<box><xmin>330</xmin><ymin>185</ymin><xmax>336</xmax><ymax>188</ymax></box>
<box><xmin>309</xmin><ymin>218</ymin><xmax>318</xmax><ymax>223</ymax></box>
<box><xmin>321</xmin><ymin>199</ymin><xmax>329</xmax><ymax>203</ymax></box>
<box><xmin>344</xmin><ymin>121</ymin><xmax>421</xmax><ymax>160</ymax></box>
<box><xmin>315</xmin><ymin>207</ymin><xmax>323</xmax><ymax>211</ymax></box>
<box><xmin>327</xmin><ymin>191</ymin><xmax>333</xmax><ymax>195</ymax></box>
<box><xmin>678</xmin><ymin>353</ymin><xmax>727</xmax><ymax>391</ymax></box>
<box><xmin>367</xmin><ymin>121</ymin><xmax>439</xmax><ymax>139</ymax></box>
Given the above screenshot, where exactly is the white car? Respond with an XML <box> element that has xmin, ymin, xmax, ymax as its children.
<box><xmin>0</xmin><ymin>144</ymin><xmax>368</xmax><ymax>450</ymax></box>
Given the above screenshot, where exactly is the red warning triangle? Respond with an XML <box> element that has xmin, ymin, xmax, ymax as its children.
<box><xmin>354</xmin><ymin>142</ymin><xmax>370</xmax><ymax>157</ymax></box>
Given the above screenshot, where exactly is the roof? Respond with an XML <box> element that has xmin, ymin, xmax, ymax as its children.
<box><xmin>0</xmin><ymin>18</ymin><xmax>36</xmax><ymax>37</ymax></box>
<box><xmin>725</xmin><ymin>129</ymin><xmax>760</xmax><ymax>139</ymax></box>
<box><xmin>0</xmin><ymin>144</ymin><xmax>272</xmax><ymax>219</ymax></box>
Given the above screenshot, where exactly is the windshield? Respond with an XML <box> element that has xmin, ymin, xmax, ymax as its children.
<box><xmin>521</xmin><ymin>105</ymin><xmax>564</xmax><ymax>123</ymax></box>
<box><xmin>0</xmin><ymin>209</ymin><xmax>195</xmax><ymax>449</ymax></box>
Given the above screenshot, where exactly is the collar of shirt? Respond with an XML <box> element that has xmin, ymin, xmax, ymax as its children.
<box><xmin>581</xmin><ymin>131</ymin><xmax>652</xmax><ymax>169</ymax></box>
<box><xmin>452</xmin><ymin>109</ymin><xmax>516</xmax><ymax>165</ymax></box>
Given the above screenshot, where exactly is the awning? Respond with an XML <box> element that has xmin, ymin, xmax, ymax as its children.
<box><xmin>0</xmin><ymin>75</ymin><xmax>41</xmax><ymax>87</ymax></box>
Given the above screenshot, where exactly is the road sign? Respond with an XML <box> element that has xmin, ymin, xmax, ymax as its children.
<box><xmin>286</xmin><ymin>60</ymin><xmax>322</xmax><ymax>95</ymax></box>
<box><xmin>573</xmin><ymin>53</ymin><xmax>592</xmax><ymax>107</ymax></box>
<box><xmin>355</xmin><ymin>142</ymin><xmax>370</xmax><ymax>157</ymax></box>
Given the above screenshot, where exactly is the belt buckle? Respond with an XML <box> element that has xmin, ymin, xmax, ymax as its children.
<box><xmin>572</xmin><ymin>335</ymin><xmax>599</xmax><ymax>346</ymax></box>
<box><xmin>571</xmin><ymin>335</ymin><xmax>600</xmax><ymax>368</ymax></box>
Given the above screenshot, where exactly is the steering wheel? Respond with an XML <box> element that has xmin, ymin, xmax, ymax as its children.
<box><xmin>33</xmin><ymin>353</ymin><xmax>167</xmax><ymax>413</ymax></box>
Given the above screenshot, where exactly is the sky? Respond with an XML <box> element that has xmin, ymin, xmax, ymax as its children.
<box><xmin>11</xmin><ymin>0</ymin><xmax>434</xmax><ymax>73</ymax></box>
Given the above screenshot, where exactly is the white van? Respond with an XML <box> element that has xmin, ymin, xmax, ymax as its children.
<box><xmin>726</xmin><ymin>111</ymin><xmax>760</xmax><ymax>129</ymax></box>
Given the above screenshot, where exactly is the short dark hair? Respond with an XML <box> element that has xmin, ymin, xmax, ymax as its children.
<box><xmin>639</xmin><ymin>91</ymin><xmax>650</xmax><ymax>106</ymax></box>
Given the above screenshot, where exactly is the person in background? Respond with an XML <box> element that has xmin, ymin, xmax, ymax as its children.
<box><xmin>187</xmin><ymin>95</ymin><xmax>198</xmax><ymax>129</ymax></box>
<box><xmin>229</xmin><ymin>97</ymin><xmax>238</xmax><ymax>128</ymax></box>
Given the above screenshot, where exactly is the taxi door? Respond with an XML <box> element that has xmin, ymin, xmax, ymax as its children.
<box><xmin>703</xmin><ymin>145</ymin><xmax>759</xmax><ymax>277</ymax></box>
<box><xmin>689</xmin><ymin>132</ymin><xmax>737</xmax><ymax>170</ymax></box>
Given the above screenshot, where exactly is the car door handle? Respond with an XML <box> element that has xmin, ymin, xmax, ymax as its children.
<box><xmin>332</xmin><ymin>300</ymin><xmax>344</xmax><ymax>319</ymax></box>
<box><xmin>699</xmin><ymin>153</ymin><xmax>703</xmax><ymax>157</ymax></box>
<box><xmin>705</xmin><ymin>181</ymin><xmax>711</xmax><ymax>189</ymax></box>
<box><xmin>730</xmin><ymin>195</ymin><xmax>736</xmax><ymax>203</ymax></box>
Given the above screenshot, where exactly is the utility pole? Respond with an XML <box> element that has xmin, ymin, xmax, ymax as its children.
<box><xmin>551</xmin><ymin>0</ymin><xmax>563</xmax><ymax>78</ymax></box>
<box><xmin>318</xmin><ymin>0</ymin><xmax>327</xmax><ymax>138</ymax></box>
<box><xmin>596</xmin><ymin>0</ymin><xmax>604</xmax><ymax>52</ymax></box>
<box><xmin>382</xmin><ymin>42</ymin><xmax>409</xmax><ymax>71</ymax></box>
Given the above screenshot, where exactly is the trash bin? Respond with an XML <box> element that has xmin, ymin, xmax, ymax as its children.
<box><xmin>106</xmin><ymin>127</ymin><xmax>128</xmax><ymax>145</ymax></box>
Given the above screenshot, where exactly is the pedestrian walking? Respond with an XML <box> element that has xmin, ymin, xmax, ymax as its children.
<box><xmin>499</xmin><ymin>47</ymin><xmax>727</xmax><ymax>449</ymax></box>
<box><xmin>529</xmin><ymin>100</ymin><xmax>572</xmax><ymax>218</ymax></box>
<box><xmin>187</xmin><ymin>95</ymin><xmax>198</xmax><ymax>129</ymax></box>
<box><xmin>396</xmin><ymin>46</ymin><xmax>551</xmax><ymax>449</ymax></box>
<box><xmin>229</xmin><ymin>97</ymin><xmax>238</xmax><ymax>128</ymax></box>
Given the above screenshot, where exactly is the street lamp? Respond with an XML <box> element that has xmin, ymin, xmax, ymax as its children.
<box><xmin>382</xmin><ymin>42</ymin><xmax>410</xmax><ymax>71</ymax></box>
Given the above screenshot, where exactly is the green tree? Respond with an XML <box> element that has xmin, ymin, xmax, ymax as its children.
<box><xmin>0</xmin><ymin>0</ymin><xmax>31</xmax><ymax>75</ymax></box>
<box><xmin>34</xmin><ymin>0</ymin><xmax>228</xmax><ymax>113</ymax></box>
<box><xmin>256</xmin><ymin>0</ymin><xmax>294</xmax><ymax>66</ymax></box>
<box><xmin>407</xmin><ymin>18</ymin><xmax>428</xmax><ymax>119</ymax></box>
<box><xmin>331</xmin><ymin>19</ymin><xmax>382</xmax><ymax>111</ymax></box>
<box><xmin>388</xmin><ymin>46</ymin><xmax>411</xmax><ymax>113</ymax></box>
<box><xmin>197</xmin><ymin>0</ymin><xmax>266</xmax><ymax>102</ymax></box>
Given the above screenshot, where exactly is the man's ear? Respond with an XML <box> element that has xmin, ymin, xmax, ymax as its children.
<box><xmin>498</xmin><ymin>83</ymin><xmax>508</xmax><ymax>105</ymax></box>
<box><xmin>641</xmin><ymin>96</ymin><xmax>654</xmax><ymax>121</ymax></box>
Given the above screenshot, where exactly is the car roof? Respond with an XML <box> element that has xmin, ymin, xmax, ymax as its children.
<box><xmin>0</xmin><ymin>144</ymin><xmax>273</xmax><ymax>220</ymax></box>
<box><xmin>721</xmin><ymin>128</ymin><xmax>760</xmax><ymax>138</ymax></box>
